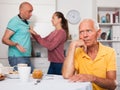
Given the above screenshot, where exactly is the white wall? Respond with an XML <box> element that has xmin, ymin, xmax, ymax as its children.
<box><xmin>57</xmin><ymin>0</ymin><xmax>97</xmax><ymax>40</ymax></box>
<box><xmin>96</xmin><ymin>0</ymin><xmax>120</xmax><ymax>7</ymax></box>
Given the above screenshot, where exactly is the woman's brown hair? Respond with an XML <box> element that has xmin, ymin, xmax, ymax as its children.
<box><xmin>54</xmin><ymin>11</ymin><xmax>69</xmax><ymax>41</ymax></box>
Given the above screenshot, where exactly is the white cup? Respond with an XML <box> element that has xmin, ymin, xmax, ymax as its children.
<box><xmin>0</xmin><ymin>67</ymin><xmax>2</xmax><ymax>74</ymax></box>
<box><xmin>0</xmin><ymin>67</ymin><xmax>13</xmax><ymax>74</ymax></box>
<box><xmin>17</xmin><ymin>63</ymin><xmax>28</xmax><ymax>67</ymax></box>
<box><xmin>18</xmin><ymin>66</ymin><xmax>31</xmax><ymax>82</ymax></box>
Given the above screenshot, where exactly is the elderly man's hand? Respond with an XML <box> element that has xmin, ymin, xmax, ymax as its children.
<box><xmin>70</xmin><ymin>40</ymin><xmax>87</xmax><ymax>52</ymax></box>
<box><xmin>68</xmin><ymin>74</ymin><xmax>95</xmax><ymax>82</ymax></box>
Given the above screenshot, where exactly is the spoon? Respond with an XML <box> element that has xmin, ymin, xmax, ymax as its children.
<box><xmin>34</xmin><ymin>79</ymin><xmax>41</xmax><ymax>85</ymax></box>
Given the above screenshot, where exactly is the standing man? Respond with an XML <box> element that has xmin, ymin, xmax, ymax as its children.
<box><xmin>62</xmin><ymin>19</ymin><xmax>117</xmax><ymax>90</ymax></box>
<box><xmin>2</xmin><ymin>2</ymin><xmax>33</xmax><ymax>72</ymax></box>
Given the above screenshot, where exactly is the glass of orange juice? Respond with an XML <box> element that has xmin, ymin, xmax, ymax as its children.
<box><xmin>32</xmin><ymin>69</ymin><xmax>43</xmax><ymax>79</ymax></box>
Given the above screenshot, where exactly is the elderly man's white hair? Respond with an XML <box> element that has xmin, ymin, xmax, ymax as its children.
<box><xmin>79</xmin><ymin>18</ymin><xmax>100</xmax><ymax>30</ymax></box>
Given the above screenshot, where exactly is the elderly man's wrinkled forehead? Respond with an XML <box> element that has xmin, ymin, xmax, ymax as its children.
<box><xmin>79</xmin><ymin>19</ymin><xmax>99</xmax><ymax>30</ymax></box>
<box><xmin>79</xmin><ymin>19</ymin><xmax>93</xmax><ymax>28</ymax></box>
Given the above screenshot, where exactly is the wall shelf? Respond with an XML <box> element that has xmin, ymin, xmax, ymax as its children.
<box><xmin>97</xmin><ymin>6</ymin><xmax>120</xmax><ymax>57</ymax></box>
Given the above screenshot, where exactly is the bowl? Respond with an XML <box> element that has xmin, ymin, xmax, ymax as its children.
<box><xmin>6</xmin><ymin>73</ymin><xmax>19</xmax><ymax>79</ymax></box>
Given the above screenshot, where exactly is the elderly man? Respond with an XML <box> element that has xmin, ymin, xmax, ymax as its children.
<box><xmin>62</xmin><ymin>19</ymin><xmax>117</xmax><ymax>90</ymax></box>
<box><xmin>2</xmin><ymin>2</ymin><xmax>33</xmax><ymax>72</ymax></box>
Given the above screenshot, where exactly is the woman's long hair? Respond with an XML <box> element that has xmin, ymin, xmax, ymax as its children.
<box><xmin>54</xmin><ymin>11</ymin><xmax>69</xmax><ymax>41</ymax></box>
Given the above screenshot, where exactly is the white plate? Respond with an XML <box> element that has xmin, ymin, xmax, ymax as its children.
<box><xmin>6</xmin><ymin>74</ymin><xmax>19</xmax><ymax>79</ymax></box>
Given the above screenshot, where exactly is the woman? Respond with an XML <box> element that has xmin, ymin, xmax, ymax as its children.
<box><xmin>30</xmin><ymin>11</ymin><xmax>69</xmax><ymax>75</ymax></box>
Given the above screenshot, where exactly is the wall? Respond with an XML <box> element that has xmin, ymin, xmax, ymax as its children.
<box><xmin>57</xmin><ymin>0</ymin><xmax>97</xmax><ymax>40</ymax></box>
<box><xmin>96</xmin><ymin>0</ymin><xmax>120</xmax><ymax>7</ymax></box>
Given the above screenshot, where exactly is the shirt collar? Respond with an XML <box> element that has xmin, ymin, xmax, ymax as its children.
<box><xmin>18</xmin><ymin>14</ymin><xmax>28</xmax><ymax>25</ymax></box>
<box><xmin>81</xmin><ymin>42</ymin><xmax>107</xmax><ymax>60</ymax></box>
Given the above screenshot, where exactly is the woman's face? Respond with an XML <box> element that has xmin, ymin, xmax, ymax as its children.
<box><xmin>51</xmin><ymin>14</ymin><xmax>61</xmax><ymax>26</ymax></box>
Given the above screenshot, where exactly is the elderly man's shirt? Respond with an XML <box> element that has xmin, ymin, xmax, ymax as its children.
<box><xmin>74</xmin><ymin>43</ymin><xmax>116</xmax><ymax>90</ymax></box>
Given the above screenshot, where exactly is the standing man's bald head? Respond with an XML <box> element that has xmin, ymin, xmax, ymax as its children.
<box><xmin>19</xmin><ymin>2</ymin><xmax>33</xmax><ymax>20</ymax></box>
<box><xmin>19</xmin><ymin>2</ymin><xmax>32</xmax><ymax>10</ymax></box>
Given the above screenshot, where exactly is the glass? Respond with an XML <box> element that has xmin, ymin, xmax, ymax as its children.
<box><xmin>32</xmin><ymin>69</ymin><xmax>43</xmax><ymax>79</ymax></box>
<box><xmin>18</xmin><ymin>66</ymin><xmax>31</xmax><ymax>82</ymax></box>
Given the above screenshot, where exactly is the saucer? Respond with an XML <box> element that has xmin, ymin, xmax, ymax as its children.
<box><xmin>6</xmin><ymin>74</ymin><xmax>19</xmax><ymax>79</ymax></box>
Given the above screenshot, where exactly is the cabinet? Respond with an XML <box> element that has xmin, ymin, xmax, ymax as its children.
<box><xmin>97</xmin><ymin>6</ymin><xmax>120</xmax><ymax>89</ymax></box>
<box><xmin>97</xmin><ymin>7</ymin><xmax>120</xmax><ymax>57</ymax></box>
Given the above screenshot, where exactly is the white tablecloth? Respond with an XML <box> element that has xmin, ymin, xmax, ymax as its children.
<box><xmin>0</xmin><ymin>75</ymin><xmax>92</xmax><ymax>90</ymax></box>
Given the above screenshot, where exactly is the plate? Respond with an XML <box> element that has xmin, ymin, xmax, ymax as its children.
<box><xmin>6</xmin><ymin>74</ymin><xmax>19</xmax><ymax>79</ymax></box>
<box><xmin>0</xmin><ymin>76</ymin><xmax>5</xmax><ymax>81</ymax></box>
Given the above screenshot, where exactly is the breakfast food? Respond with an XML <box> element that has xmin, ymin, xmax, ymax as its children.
<box><xmin>32</xmin><ymin>69</ymin><xmax>43</xmax><ymax>79</ymax></box>
<box><xmin>0</xmin><ymin>73</ymin><xmax>5</xmax><ymax>80</ymax></box>
<box><xmin>9</xmin><ymin>71</ymin><xmax>18</xmax><ymax>74</ymax></box>
<box><xmin>0</xmin><ymin>73</ymin><xmax>3</xmax><ymax>77</ymax></box>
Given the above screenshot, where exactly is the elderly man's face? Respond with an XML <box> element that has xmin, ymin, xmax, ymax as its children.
<box><xmin>79</xmin><ymin>20</ymin><xmax>100</xmax><ymax>47</ymax></box>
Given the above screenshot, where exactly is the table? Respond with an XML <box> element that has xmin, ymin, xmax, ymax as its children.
<box><xmin>0</xmin><ymin>74</ymin><xmax>92</xmax><ymax>90</ymax></box>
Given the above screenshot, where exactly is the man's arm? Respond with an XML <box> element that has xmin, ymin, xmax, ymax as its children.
<box><xmin>62</xmin><ymin>40</ymin><xmax>86</xmax><ymax>78</ymax></box>
<box><xmin>2</xmin><ymin>29</ymin><xmax>26</xmax><ymax>52</ymax></box>
<box><xmin>2</xmin><ymin>29</ymin><xmax>17</xmax><ymax>46</ymax></box>
<box><xmin>62</xmin><ymin>42</ymin><xmax>76</xmax><ymax>78</ymax></box>
<box><xmin>68</xmin><ymin>71</ymin><xmax>116</xmax><ymax>90</ymax></box>
<box><xmin>93</xmin><ymin>71</ymin><xmax>117</xmax><ymax>90</ymax></box>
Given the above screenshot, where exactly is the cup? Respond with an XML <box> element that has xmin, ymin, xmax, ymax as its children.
<box><xmin>18</xmin><ymin>66</ymin><xmax>31</xmax><ymax>82</ymax></box>
<box><xmin>12</xmin><ymin>63</ymin><xmax>28</xmax><ymax>71</ymax></box>
<box><xmin>1</xmin><ymin>67</ymin><xmax>13</xmax><ymax>74</ymax></box>
<box><xmin>17</xmin><ymin>63</ymin><xmax>28</xmax><ymax>67</ymax></box>
<box><xmin>0</xmin><ymin>68</ymin><xmax>2</xmax><ymax>74</ymax></box>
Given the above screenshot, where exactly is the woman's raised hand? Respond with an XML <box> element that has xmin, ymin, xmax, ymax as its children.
<box><xmin>29</xmin><ymin>26</ymin><xmax>38</xmax><ymax>35</ymax></box>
